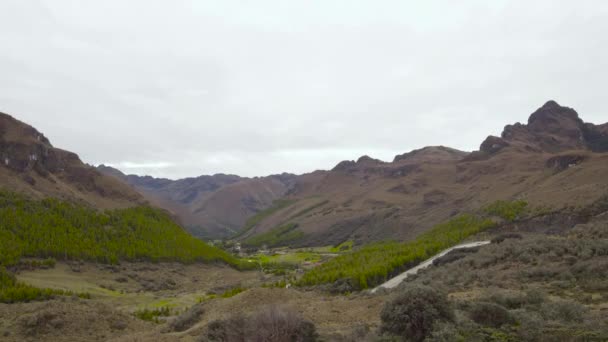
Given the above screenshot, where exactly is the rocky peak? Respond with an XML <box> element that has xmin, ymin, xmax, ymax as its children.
<box><xmin>393</xmin><ymin>146</ymin><xmax>467</xmax><ymax>163</ymax></box>
<box><xmin>526</xmin><ymin>100</ymin><xmax>583</xmax><ymax>134</ymax></box>
<box><xmin>478</xmin><ymin>101</ymin><xmax>608</xmax><ymax>155</ymax></box>
<box><xmin>356</xmin><ymin>155</ymin><xmax>384</xmax><ymax>165</ymax></box>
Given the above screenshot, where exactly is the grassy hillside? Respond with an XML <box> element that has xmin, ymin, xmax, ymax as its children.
<box><xmin>244</xmin><ymin>223</ymin><xmax>304</xmax><ymax>248</ymax></box>
<box><xmin>298</xmin><ymin>213</ymin><xmax>496</xmax><ymax>291</ymax></box>
<box><xmin>233</xmin><ymin>199</ymin><xmax>297</xmax><ymax>238</ymax></box>
<box><xmin>298</xmin><ymin>201</ymin><xmax>530</xmax><ymax>291</ymax></box>
<box><xmin>0</xmin><ymin>191</ymin><xmax>241</xmax><ymax>267</ymax></box>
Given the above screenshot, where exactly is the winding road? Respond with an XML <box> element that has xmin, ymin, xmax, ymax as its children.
<box><xmin>370</xmin><ymin>240</ymin><xmax>491</xmax><ymax>293</ymax></box>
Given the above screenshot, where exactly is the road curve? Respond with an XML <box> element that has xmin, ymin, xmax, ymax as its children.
<box><xmin>371</xmin><ymin>240</ymin><xmax>491</xmax><ymax>293</ymax></box>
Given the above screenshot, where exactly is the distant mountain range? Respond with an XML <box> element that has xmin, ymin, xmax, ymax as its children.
<box><xmin>3</xmin><ymin>101</ymin><xmax>608</xmax><ymax>246</ymax></box>
<box><xmin>232</xmin><ymin>101</ymin><xmax>608</xmax><ymax>247</ymax></box>
<box><xmin>97</xmin><ymin>165</ymin><xmax>296</xmax><ymax>238</ymax></box>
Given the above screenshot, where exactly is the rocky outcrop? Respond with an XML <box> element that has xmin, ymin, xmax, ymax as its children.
<box><xmin>479</xmin><ymin>136</ymin><xmax>510</xmax><ymax>154</ymax></box>
<box><xmin>546</xmin><ymin>154</ymin><xmax>587</xmax><ymax>172</ymax></box>
<box><xmin>393</xmin><ymin>146</ymin><xmax>468</xmax><ymax>163</ymax></box>
<box><xmin>0</xmin><ymin>112</ymin><xmax>144</xmax><ymax>206</ymax></box>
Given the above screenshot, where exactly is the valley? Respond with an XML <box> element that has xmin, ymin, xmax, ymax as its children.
<box><xmin>1</xmin><ymin>101</ymin><xmax>608</xmax><ymax>341</ymax></box>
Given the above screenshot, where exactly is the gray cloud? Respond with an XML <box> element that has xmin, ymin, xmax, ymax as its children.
<box><xmin>1</xmin><ymin>0</ymin><xmax>607</xmax><ymax>178</ymax></box>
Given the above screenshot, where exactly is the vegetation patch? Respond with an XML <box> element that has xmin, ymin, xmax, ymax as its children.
<box><xmin>483</xmin><ymin>200</ymin><xmax>528</xmax><ymax>221</ymax></box>
<box><xmin>220</xmin><ymin>286</ymin><xmax>246</xmax><ymax>298</ymax></box>
<box><xmin>329</xmin><ymin>240</ymin><xmax>353</xmax><ymax>253</ymax></box>
<box><xmin>288</xmin><ymin>200</ymin><xmax>330</xmax><ymax>220</ymax></box>
<box><xmin>0</xmin><ymin>191</ymin><xmax>243</xmax><ymax>268</ymax></box>
<box><xmin>244</xmin><ymin>223</ymin><xmax>304</xmax><ymax>247</ymax></box>
<box><xmin>233</xmin><ymin>199</ymin><xmax>297</xmax><ymax>238</ymax></box>
<box><xmin>0</xmin><ymin>267</ymin><xmax>89</xmax><ymax>303</ymax></box>
<box><xmin>380</xmin><ymin>285</ymin><xmax>454</xmax><ymax>342</ymax></box>
<box><xmin>203</xmin><ymin>305</ymin><xmax>318</xmax><ymax>342</ymax></box>
<box><xmin>298</xmin><ymin>213</ymin><xmax>495</xmax><ymax>290</ymax></box>
<box><xmin>133</xmin><ymin>306</ymin><xmax>172</xmax><ymax>323</ymax></box>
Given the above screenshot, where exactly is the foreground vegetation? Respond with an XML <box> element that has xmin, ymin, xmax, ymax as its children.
<box><xmin>298</xmin><ymin>201</ymin><xmax>530</xmax><ymax>291</ymax></box>
<box><xmin>377</xmin><ymin>216</ymin><xmax>608</xmax><ymax>341</ymax></box>
<box><xmin>298</xmin><ymin>213</ymin><xmax>495</xmax><ymax>290</ymax></box>
<box><xmin>0</xmin><ymin>267</ymin><xmax>89</xmax><ymax>303</ymax></box>
<box><xmin>0</xmin><ymin>191</ymin><xmax>241</xmax><ymax>267</ymax></box>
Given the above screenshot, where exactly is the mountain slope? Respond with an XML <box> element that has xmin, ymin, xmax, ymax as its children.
<box><xmin>240</xmin><ymin>101</ymin><xmax>608</xmax><ymax>247</ymax></box>
<box><xmin>0</xmin><ymin>112</ymin><xmax>144</xmax><ymax>208</ymax></box>
<box><xmin>97</xmin><ymin>166</ymin><xmax>296</xmax><ymax>238</ymax></box>
<box><xmin>0</xmin><ymin>112</ymin><xmax>242</xmax><ymax>269</ymax></box>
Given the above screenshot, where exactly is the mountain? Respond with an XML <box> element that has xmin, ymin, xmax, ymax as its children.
<box><xmin>97</xmin><ymin>165</ymin><xmax>297</xmax><ymax>238</ymax></box>
<box><xmin>239</xmin><ymin>101</ymin><xmax>608</xmax><ymax>247</ymax></box>
<box><xmin>0</xmin><ymin>112</ymin><xmax>144</xmax><ymax>208</ymax></box>
<box><xmin>0</xmin><ymin>111</ymin><xmax>241</xmax><ymax>270</ymax></box>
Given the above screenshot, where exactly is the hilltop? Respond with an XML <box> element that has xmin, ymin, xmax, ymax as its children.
<box><xmin>238</xmin><ymin>101</ymin><xmax>608</xmax><ymax>247</ymax></box>
<box><xmin>0</xmin><ymin>112</ymin><xmax>144</xmax><ymax>209</ymax></box>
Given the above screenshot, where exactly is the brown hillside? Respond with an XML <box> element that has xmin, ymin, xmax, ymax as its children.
<box><xmin>98</xmin><ymin>165</ymin><xmax>296</xmax><ymax>238</ymax></box>
<box><xmin>241</xmin><ymin>101</ymin><xmax>608</xmax><ymax>247</ymax></box>
<box><xmin>0</xmin><ymin>112</ymin><xmax>144</xmax><ymax>208</ymax></box>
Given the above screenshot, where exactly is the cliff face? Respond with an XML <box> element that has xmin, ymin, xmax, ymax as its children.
<box><xmin>478</xmin><ymin>101</ymin><xmax>608</xmax><ymax>155</ymax></box>
<box><xmin>0</xmin><ymin>112</ymin><xmax>144</xmax><ymax>208</ymax></box>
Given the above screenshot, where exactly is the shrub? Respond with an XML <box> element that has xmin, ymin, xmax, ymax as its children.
<box><xmin>468</xmin><ymin>302</ymin><xmax>514</xmax><ymax>328</ymax></box>
<box><xmin>540</xmin><ymin>300</ymin><xmax>587</xmax><ymax>323</ymax></box>
<box><xmin>491</xmin><ymin>233</ymin><xmax>523</xmax><ymax>244</ymax></box>
<box><xmin>251</xmin><ymin>305</ymin><xmax>318</xmax><ymax>342</ymax></box>
<box><xmin>166</xmin><ymin>304</ymin><xmax>205</xmax><ymax>332</ymax></box>
<box><xmin>380</xmin><ymin>286</ymin><xmax>454</xmax><ymax>342</ymax></box>
<box><xmin>484</xmin><ymin>200</ymin><xmax>528</xmax><ymax>221</ymax></box>
<box><xmin>133</xmin><ymin>306</ymin><xmax>172</xmax><ymax>323</ymax></box>
<box><xmin>220</xmin><ymin>286</ymin><xmax>246</xmax><ymax>298</ymax></box>
<box><xmin>204</xmin><ymin>315</ymin><xmax>246</xmax><ymax>342</ymax></box>
<box><xmin>202</xmin><ymin>305</ymin><xmax>318</xmax><ymax>342</ymax></box>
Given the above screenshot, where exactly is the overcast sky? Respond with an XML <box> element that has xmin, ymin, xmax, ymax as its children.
<box><xmin>1</xmin><ymin>1</ymin><xmax>607</xmax><ymax>179</ymax></box>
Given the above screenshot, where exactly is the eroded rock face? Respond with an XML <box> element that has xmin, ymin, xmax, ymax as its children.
<box><xmin>496</xmin><ymin>101</ymin><xmax>608</xmax><ymax>153</ymax></box>
<box><xmin>480</xmin><ymin>136</ymin><xmax>510</xmax><ymax>154</ymax></box>
<box><xmin>546</xmin><ymin>154</ymin><xmax>587</xmax><ymax>172</ymax></box>
<box><xmin>0</xmin><ymin>111</ymin><xmax>144</xmax><ymax>204</ymax></box>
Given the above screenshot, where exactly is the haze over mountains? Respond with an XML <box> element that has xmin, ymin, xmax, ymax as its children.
<box><xmin>2</xmin><ymin>100</ymin><xmax>608</xmax><ymax>341</ymax></box>
<box><xmin>87</xmin><ymin>101</ymin><xmax>608</xmax><ymax>244</ymax></box>
<box><xmin>2</xmin><ymin>100</ymin><xmax>607</xmax><ymax>244</ymax></box>
<box><xmin>97</xmin><ymin>165</ymin><xmax>296</xmax><ymax>238</ymax></box>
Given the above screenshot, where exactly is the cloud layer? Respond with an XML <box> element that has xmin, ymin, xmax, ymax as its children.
<box><xmin>1</xmin><ymin>0</ymin><xmax>607</xmax><ymax>178</ymax></box>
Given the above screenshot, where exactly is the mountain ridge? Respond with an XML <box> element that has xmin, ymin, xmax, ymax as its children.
<box><xmin>0</xmin><ymin>112</ymin><xmax>145</xmax><ymax>209</ymax></box>
<box><xmin>237</xmin><ymin>101</ymin><xmax>608</xmax><ymax>247</ymax></box>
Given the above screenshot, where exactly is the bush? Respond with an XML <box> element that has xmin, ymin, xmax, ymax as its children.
<box><xmin>220</xmin><ymin>286</ymin><xmax>246</xmax><ymax>298</ymax></box>
<box><xmin>540</xmin><ymin>300</ymin><xmax>587</xmax><ymax>323</ymax></box>
<box><xmin>491</xmin><ymin>233</ymin><xmax>523</xmax><ymax>244</ymax></box>
<box><xmin>484</xmin><ymin>200</ymin><xmax>528</xmax><ymax>221</ymax></box>
<box><xmin>202</xmin><ymin>305</ymin><xmax>318</xmax><ymax>342</ymax></box>
<box><xmin>468</xmin><ymin>302</ymin><xmax>514</xmax><ymax>328</ymax></box>
<box><xmin>380</xmin><ymin>286</ymin><xmax>454</xmax><ymax>342</ymax></box>
<box><xmin>133</xmin><ymin>306</ymin><xmax>171</xmax><ymax>323</ymax></box>
<box><xmin>166</xmin><ymin>304</ymin><xmax>204</xmax><ymax>332</ymax></box>
<box><xmin>251</xmin><ymin>305</ymin><xmax>318</xmax><ymax>342</ymax></box>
